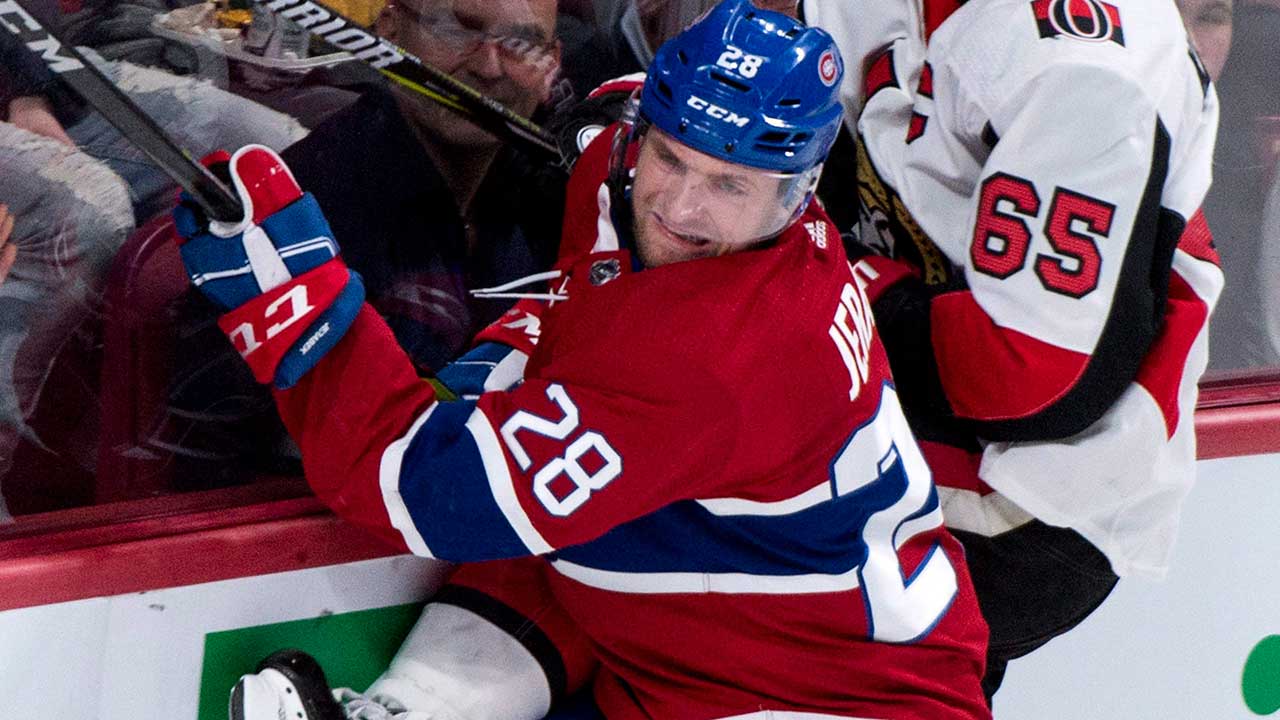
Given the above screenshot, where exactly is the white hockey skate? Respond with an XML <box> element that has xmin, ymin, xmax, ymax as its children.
<box><xmin>229</xmin><ymin>649</ymin><xmax>352</xmax><ymax>720</ymax></box>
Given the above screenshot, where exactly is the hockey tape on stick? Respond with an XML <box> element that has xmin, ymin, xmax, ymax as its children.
<box><xmin>252</xmin><ymin>0</ymin><xmax>565</xmax><ymax>166</ymax></box>
<box><xmin>0</xmin><ymin>0</ymin><xmax>243</xmax><ymax>222</ymax></box>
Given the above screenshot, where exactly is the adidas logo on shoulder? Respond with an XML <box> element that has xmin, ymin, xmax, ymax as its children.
<box><xmin>804</xmin><ymin>221</ymin><xmax>829</xmax><ymax>250</ymax></box>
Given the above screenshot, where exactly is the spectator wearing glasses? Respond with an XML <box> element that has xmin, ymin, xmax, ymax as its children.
<box><xmin>373</xmin><ymin>0</ymin><xmax>562</xmax><ymax>189</ymax></box>
<box><xmin>162</xmin><ymin>0</ymin><xmax>566</xmax><ymax>489</ymax></box>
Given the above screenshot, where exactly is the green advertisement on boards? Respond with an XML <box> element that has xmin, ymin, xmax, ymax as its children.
<box><xmin>197</xmin><ymin>602</ymin><xmax>426</xmax><ymax>720</ymax></box>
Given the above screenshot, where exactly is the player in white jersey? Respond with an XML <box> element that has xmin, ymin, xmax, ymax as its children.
<box><xmin>803</xmin><ymin>0</ymin><xmax>1224</xmax><ymax>700</ymax></box>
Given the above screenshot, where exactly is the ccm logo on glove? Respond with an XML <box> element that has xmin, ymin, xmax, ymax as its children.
<box><xmin>217</xmin><ymin>256</ymin><xmax>348</xmax><ymax>352</ymax></box>
<box><xmin>227</xmin><ymin>283</ymin><xmax>314</xmax><ymax>357</ymax></box>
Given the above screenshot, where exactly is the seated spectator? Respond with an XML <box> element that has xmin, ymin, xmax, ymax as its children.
<box><xmin>59</xmin><ymin>0</ymin><xmax>205</xmax><ymax>74</ymax></box>
<box><xmin>1199</xmin><ymin>0</ymin><xmax>1280</xmax><ymax>372</ymax></box>
<box><xmin>1179</xmin><ymin>0</ymin><xmax>1233</xmax><ymax>82</ymax></box>
<box><xmin>0</xmin><ymin>20</ymin><xmax>306</xmax><ymax>516</ymax></box>
<box><xmin>153</xmin><ymin>0</ymin><xmax>567</xmax><ymax>490</ymax></box>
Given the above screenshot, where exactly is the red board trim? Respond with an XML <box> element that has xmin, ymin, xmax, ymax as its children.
<box><xmin>3</xmin><ymin>374</ymin><xmax>1280</xmax><ymax>611</ymax></box>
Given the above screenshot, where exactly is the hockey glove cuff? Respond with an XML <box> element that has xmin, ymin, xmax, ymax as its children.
<box><xmin>434</xmin><ymin>342</ymin><xmax>530</xmax><ymax>400</ymax></box>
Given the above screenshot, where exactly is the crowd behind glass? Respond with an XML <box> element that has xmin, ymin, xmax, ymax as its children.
<box><xmin>0</xmin><ymin>0</ymin><xmax>1264</xmax><ymax>521</ymax></box>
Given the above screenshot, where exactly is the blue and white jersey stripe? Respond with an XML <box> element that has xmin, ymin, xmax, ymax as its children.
<box><xmin>378</xmin><ymin>400</ymin><xmax>544</xmax><ymax>560</ymax></box>
<box><xmin>467</xmin><ymin>407</ymin><xmax>554</xmax><ymax>555</ymax></box>
<box><xmin>189</xmin><ymin>261</ymin><xmax>252</xmax><ymax>286</ymax></box>
<box><xmin>549</xmin><ymin>472</ymin><xmax>943</xmax><ymax>596</ymax></box>
<box><xmin>379</xmin><ymin>401</ymin><xmax>440</xmax><ymax>557</ymax></box>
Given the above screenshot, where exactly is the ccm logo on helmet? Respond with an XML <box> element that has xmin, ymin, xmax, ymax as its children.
<box><xmin>687</xmin><ymin>96</ymin><xmax>751</xmax><ymax>127</ymax></box>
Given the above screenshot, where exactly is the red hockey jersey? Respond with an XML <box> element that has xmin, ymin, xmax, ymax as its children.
<box><xmin>273</xmin><ymin>127</ymin><xmax>990</xmax><ymax>718</ymax></box>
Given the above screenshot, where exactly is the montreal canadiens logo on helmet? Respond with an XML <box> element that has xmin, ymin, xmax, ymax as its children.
<box><xmin>819</xmin><ymin>50</ymin><xmax>838</xmax><ymax>87</ymax></box>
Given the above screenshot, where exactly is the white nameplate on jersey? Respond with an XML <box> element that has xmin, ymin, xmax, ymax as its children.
<box><xmin>829</xmin><ymin>261</ymin><xmax>879</xmax><ymax>401</ymax></box>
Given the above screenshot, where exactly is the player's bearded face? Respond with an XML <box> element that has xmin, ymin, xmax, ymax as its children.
<box><xmin>630</xmin><ymin>129</ymin><xmax>804</xmax><ymax>267</ymax></box>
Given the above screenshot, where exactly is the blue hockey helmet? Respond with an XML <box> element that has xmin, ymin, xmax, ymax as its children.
<box><xmin>638</xmin><ymin>0</ymin><xmax>845</xmax><ymax>175</ymax></box>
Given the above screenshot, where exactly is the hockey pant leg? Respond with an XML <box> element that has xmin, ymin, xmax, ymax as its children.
<box><xmin>365</xmin><ymin>556</ymin><xmax>598</xmax><ymax>720</ymax></box>
<box><xmin>954</xmin><ymin>520</ymin><xmax>1119</xmax><ymax>702</ymax></box>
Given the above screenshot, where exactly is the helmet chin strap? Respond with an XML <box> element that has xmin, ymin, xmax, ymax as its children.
<box><xmin>605</xmin><ymin>93</ymin><xmax>647</xmax><ymax>261</ymax></box>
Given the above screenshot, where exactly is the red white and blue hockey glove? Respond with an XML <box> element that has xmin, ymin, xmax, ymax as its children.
<box><xmin>173</xmin><ymin>144</ymin><xmax>365</xmax><ymax>389</ymax></box>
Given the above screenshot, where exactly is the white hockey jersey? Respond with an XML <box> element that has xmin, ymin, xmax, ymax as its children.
<box><xmin>803</xmin><ymin>0</ymin><xmax>1224</xmax><ymax>577</ymax></box>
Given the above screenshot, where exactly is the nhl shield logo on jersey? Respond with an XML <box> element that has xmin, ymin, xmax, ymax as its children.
<box><xmin>589</xmin><ymin>258</ymin><xmax>622</xmax><ymax>286</ymax></box>
<box><xmin>1031</xmin><ymin>0</ymin><xmax>1125</xmax><ymax>46</ymax></box>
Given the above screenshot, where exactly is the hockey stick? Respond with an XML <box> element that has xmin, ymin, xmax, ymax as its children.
<box><xmin>250</xmin><ymin>0</ymin><xmax>564</xmax><ymax>166</ymax></box>
<box><xmin>0</xmin><ymin>0</ymin><xmax>243</xmax><ymax>221</ymax></box>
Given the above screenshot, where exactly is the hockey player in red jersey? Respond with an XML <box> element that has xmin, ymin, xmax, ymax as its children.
<box><xmin>174</xmin><ymin>2</ymin><xmax>990</xmax><ymax>718</ymax></box>
<box><xmin>803</xmin><ymin>0</ymin><xmax>1225</xmax><ymax>701</ymax></box>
